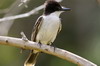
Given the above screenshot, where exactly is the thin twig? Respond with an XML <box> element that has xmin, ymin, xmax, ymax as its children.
<box><xmin>0</xmin><ymin>0</ymin><xmax>30</xmax><ymax>35</ymax></box>
<box><xmin>0</xmin><ymin>0</ymin><xmax>63</xmax><ymax>22</ymax></box>
<box><xmin>21</xmin><ymin>31</ymin><xmax>28</xmax><ymax>41</ymax></box>
<box><xmin>0</xmin><ymin>4</ymin><xmax>45</xmax><ymax>22</ymax></box>
<box><xmin>18</xmin><ymin>0</ymin><xmax>30</xmax><ymax>8</ymax></box>
<box><xmin>0</xmin><ymin>36</ymin><xmax>97</xmax><ymax>66</ymax></box>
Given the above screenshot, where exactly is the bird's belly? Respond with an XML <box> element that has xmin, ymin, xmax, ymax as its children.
<box><xmin>36</xmin><ymin>21</ymin><xmax>59</xmax><ymax>45</ymax></box>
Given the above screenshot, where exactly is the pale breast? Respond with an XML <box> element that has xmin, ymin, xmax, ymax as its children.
<box><xmin>36</xmin><ymin>15</ymin><xmax>61</xmax><ymax>44</ymax></box>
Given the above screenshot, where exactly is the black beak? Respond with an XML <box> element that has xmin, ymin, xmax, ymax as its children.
<box><xmin>61</xmin><ymin>7</ymin><xmax>71</xmax><ymax>11</ymax></box>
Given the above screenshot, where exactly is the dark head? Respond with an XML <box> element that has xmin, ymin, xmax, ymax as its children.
<box><xmin>44</xmin><ymin>0</ymin><xmax>71</xmax><ymax>15</ymax></box>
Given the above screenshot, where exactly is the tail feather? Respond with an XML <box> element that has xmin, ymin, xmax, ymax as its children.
<box><xmin>24</xmin><ymin>52</ymin><xmax>40</xmax><ymax>66</ymax></box>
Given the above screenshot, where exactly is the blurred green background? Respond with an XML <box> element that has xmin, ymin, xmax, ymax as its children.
<box><xmin>0</xmin><ymin>0</ymin><xmax>100</xmax><ymax>66</ymax></box>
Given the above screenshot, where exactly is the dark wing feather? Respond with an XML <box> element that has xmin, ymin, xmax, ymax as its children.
<box><xmin>57</xmin><ymin>21</ymin><xmax>62</xmax><ymax>34</ymax></box>
<box><xmin>31</xmin><ymin>16</ymin><xmax>43</xmax><ymax>41</ymax></box>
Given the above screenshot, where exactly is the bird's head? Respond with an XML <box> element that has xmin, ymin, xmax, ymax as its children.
<box><xmin>44</xmin><ymin>0</ymin><xmax>71</xmax><ymax>15</ymax></box>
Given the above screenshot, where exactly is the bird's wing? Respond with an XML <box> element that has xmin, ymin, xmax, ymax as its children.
<box><xmin>57</xmin><ymin>21</ymin><xmax>62</xmax><ymax>34</ymax></box>
<box><xmin>31</xmin><ymin>16</ymin><xmax>43</xmax><ymax>41</ymax></box>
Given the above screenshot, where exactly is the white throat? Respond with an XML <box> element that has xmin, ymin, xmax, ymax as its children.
<box><xmin>50</xmin><ymin>11</ymin><xmax>63</xmax><ymax>17</ymax></box>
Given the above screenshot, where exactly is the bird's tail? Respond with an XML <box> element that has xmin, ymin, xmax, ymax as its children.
<box><xmin>24</xmin><ymin>52</ymin><xmax>40</xmax><ymax>66</ymax></box>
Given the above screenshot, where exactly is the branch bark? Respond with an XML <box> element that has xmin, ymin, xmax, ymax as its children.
<box><xmin>0</xmin><ymin>36</ymin><xmax>97</xmax><ymax>66</ymax></box>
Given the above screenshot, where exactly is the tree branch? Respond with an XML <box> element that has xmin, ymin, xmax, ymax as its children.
<box><xmin>0</xmin><ymin>4</ymin><xmax>45</xmax><ymax>22</ymax></box>
<box><xmin>0</xmin><ymin>0</ymin><xmax>63</xmax><ymax>22</ymax></box>
<box><xmin>0</xmin><ymin>36</ymin><xmax>97</xmax><ymax>66</ymax></box>
<box><xmin>0</xmin><ymin>0</ymin><xmax>30</xmax><ymax>35</ymax></box>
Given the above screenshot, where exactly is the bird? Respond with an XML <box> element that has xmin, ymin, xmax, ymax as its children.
<box><xmin>24</xmin><ymin>0</ymin><xmax>71</xmax><ymax>66</ymax></box>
